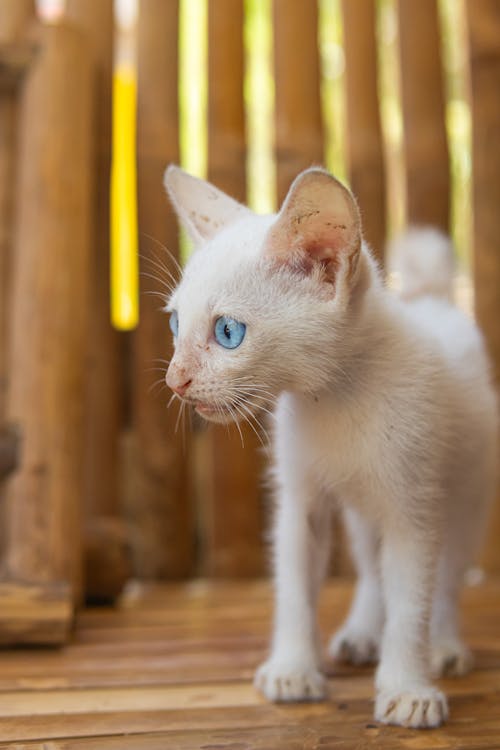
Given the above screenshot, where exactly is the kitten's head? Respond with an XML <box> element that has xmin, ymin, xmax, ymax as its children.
<box><xmin>164</xmin><ymin>166</ymin><xmax>371</xmax><ymax>424</ymax></box>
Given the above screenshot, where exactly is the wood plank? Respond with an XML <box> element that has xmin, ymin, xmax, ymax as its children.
<box><xmin>0</xmin><ymin>678</ymin><xmax>499</xmax><ymax>744</ymax></box>
<box><xmin>3</xmin><ymin>21</ymin><xmax>94</xmax><ymax>611</ymax></box>
<box><xmin>204</xmin><ymin>0</ymin><xmax>266</xmax><ymax>576</ymax></box>
<box><xmin>466</xmin><ymin>0</ymin><xmax>500</xmax><ymax>573</ymax></box>
<box><xmin>0</xmin><ymin>581</ymin><xmax>71</xmax><ymax>646</ymax></box>
<box><xmin>398</xmin><ymin>0</ymin><xmax>450</xmax><ymax>230</ymax></box>
<box><xmin>130</xmin><ymin>0</ymin><xmax>194</xmax><ymax>578</ymax></box>
<box><xmin>10</xmin><ymin>706</ymin><xmax>500</xmax><ymax>750</ymax></box>
<box><xmin>0</xmin><ymin>580</ymin><xmax>496</xmax><ymax>743</ymax></box>
<box><xmin>341</xmin><ymin>0</ymin><xmax>386</xmax><ymax>264</ymax></box>
<box><xmin>273</xmin><ymin>0</ymin><xmax>323</xmax><ymax>205</ymax></box>
<box><xmin>0</xmin><ymin>702</ymin><xmax>365</xmax><ymax>745</ymax></box>
<box><xmin>0</xmin><ymin>645</ymin><xmax>497</xmax><ymax>693</ymax></box>
<box><xmin>1</xmin><ymin>682</ymin><xmax>500</xmax><ymax>744</ymax></box>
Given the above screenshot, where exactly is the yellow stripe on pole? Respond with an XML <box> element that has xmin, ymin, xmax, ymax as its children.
<box><xmin>111</xmin><ymin>62</ymin><xmax>138</xmax><ymax>330</ymax></box>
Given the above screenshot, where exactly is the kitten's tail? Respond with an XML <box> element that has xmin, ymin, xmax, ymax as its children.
<box><xmin>388</xmin><ymin>226</ymin><xmax>455</xmax><ymax>301</ymax></box>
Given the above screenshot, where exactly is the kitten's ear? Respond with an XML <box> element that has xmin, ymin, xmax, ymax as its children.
<box><xmin>164</xmin><ymin>165</ymin><xmax>252</xmax><ymax>245</ymax></box>
<box><xmin>265</xmin><ymin>168</ymin><xmax>362</xmax><ymax>288</ymax></box>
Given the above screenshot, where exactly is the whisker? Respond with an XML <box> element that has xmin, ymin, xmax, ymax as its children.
<box><xmin>149</xmin><ymin>377</ymin><xmax>168</xmax><ymax>395</ymax></box>
<box><xmin>226</xmin><ymin>402</ymin><xmax>245</xmax><ymax>448</ymax></box>
<box><xmin>139</xmin><ymin>252</ymin><xmax>179</xmax><ymax>288</ymax></box>
<box><xmin>224</xmin><ymin>383</ymin><xmax>277</xmax><ymax>414</ymax></box>
<box><xmin>229</xmin><ymin>380</ymin><xmax>278</xmax><ymax>403</ymax></box>
<box><xmin>237</xmin><ymin>400</ymin><xmax>271</xmax><ymax>447</ymax></box>
<box><xmin>142</xmin><ymin>290</ymin><xmax>169</xmax><ymax>302</ymax></box>
<box><xmin>231</xmin><ymin>400</ymin><xmax>267</xmax><ymax>449</ymax></box>
<box><xmin>234</xmin><ymin>390</ymin><xmax>277</xmax><ymax>409</ymax></box>
<box><xmin>175</xmin><ymin>399</ymin><xmax>185</xmax><ymax>434</ymax></box>
<box><xmin>241</xmin><ymin>397</ymin><xmax>276</xmax><ymax>421</ymax></box>
<box><xmin>181</xmin><ymin>399</ymin><xmax>187</xmax><ymax>450</ymax></box>
<box><xmin>140</xmin><ymin>271</ymin><xmax>174</xmax><ymax>294</ymax></box>
<box><xmin>140</xmin><ymin>232</ymin><xmax>183</xmax><ymax>275</ymax></box>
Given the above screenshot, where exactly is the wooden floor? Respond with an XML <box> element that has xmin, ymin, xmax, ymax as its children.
<box><xmin>0</xmin><ymin>579</ymin><xmax>499</xmax><ymax>748</ymax></box>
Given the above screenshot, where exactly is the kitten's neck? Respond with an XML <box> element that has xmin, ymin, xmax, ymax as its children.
<box><xmin>304</xmin><ymin>281</ymin><xmax>410</xmax><ymax>404</ymax></box>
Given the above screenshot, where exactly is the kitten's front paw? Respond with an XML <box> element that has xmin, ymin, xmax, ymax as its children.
<box><xmin>254</xmin><ymin>658</ymin><xmax>327</xmax><ymax>702</ymax></box>
<box><xmin>328</xmin><ymin>625</ymin><xmax>380</xmax><ymax>665</ymax></box>
<box><xmin>431</xmin><ymin>638</ymin><xmax>473</xmax><ymax>677</ymax></box>
<box><xmin>375</xmin><ymin>686</ymin><xmax>448</xmax><ymax>728</ymax></box>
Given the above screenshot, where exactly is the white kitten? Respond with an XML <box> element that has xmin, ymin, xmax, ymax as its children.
<box><xmin>163</xmin><ymin>165</ymin><xmax>498</xmax><ymax>729</ymax></box>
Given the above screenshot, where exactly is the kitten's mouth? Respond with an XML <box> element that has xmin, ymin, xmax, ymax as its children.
<box><xmin>194</xmin><ymin>402</ymin><xmax>218</xmax><ymax>417</ymax></box>
<box><xmin>194</xmin><ymin>399</ymin><xmax>254</xmax><ymax>425</ymax></box>
<box><xmin>191</xmin><ymin>400</ymin><xmax>233</xmax><ymax>424</ymax></box>
<box><xmin>178</xmin><ymin>395</ymin><xmax>262</xmax><ymax>425</ymax></box>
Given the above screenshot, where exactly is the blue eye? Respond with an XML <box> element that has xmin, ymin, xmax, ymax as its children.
<box><xmin>169</xmin><ymin>310</ymin><xmax>178</xmax><ymax>337</ymax></box>
<box><xmin>214</xmin><ymin>316</ymin><xmax>246</xmax><ymax>349</ymax></box>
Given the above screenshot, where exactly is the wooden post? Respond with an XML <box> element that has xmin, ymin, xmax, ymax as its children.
<box><xmin>203</xmin><ymin>0</ymin><xmax>265</xmax><ymax>577</ymax></box>
<box><xmin>466</xmin><ymin>0</ymin><xmax>500</xmax><ymax>571</ymax></box>
<box><xmin>0</xmin><ymin>425</ymin><xmax>19</xmax><ymax>481</ymax></box>
<box><xmin>397</xmin><ymin>0</ymin><xmax>450</xmax><ymax>231</ymax></box>
<box><xmin>341</xmin><ymin>0</ymin><xmax>386</xmax><ymax>263</ymax></box>
<box><xmin>0</xmin><ymin>0</ymin><xmax>35</xmax><ymax>428</ymax></box>
<box><xmin>66</xmin><ymin>0</ymin><xmax>129</xmax><ymax>600</ymax></box>
<box><xmin>273</xmin><ymin>0</ymin><xmax>324</xmax><ymax>205</ymax></box>
<box><xmin>0</xmin><ymin>0</ymin><xmax>35</xmax><ymax>581</ymax></box>
<box><xmin>0</xmin><ymin>0</ymin><xmax>34</xmax><ymax>43</ymax></box>
<box><xmin>131</xmin><ymin>0</ymin><xmax>194</xmax><ymax>578</ymax></box>
<box><xmin>1</xmin><ymin>21</ymin><xmax>94</xmax><ymax>642</ymax></box>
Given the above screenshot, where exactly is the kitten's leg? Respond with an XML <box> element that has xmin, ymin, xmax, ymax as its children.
<box><xmin>375</xmin><ymin>526</ymin><xmax>448</xmax><ymax>728</ymax></box>
<box><xmin>329</xmin><ymin>507</ymin><xmax>383</xmax><ymax>665</ymax></box>
<box><xmin>430</xmin><ymin>473</ymin><xmax>491</xmax><ymax>677</ymax></box>
<box><xmin>254</xmin><ymin>487</ymin><xmax>331</xmax><ymax>702</ymax></box>
<box><xmin>430</xmin><ymin>540</ymin><xmax>473</xmax><ymax>677</ymax></box>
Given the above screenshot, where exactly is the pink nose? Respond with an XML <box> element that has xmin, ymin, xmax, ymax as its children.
<box><xmin>166</xmin><ymin>362</ymin><xmax>193</xmax><ymax>397</ymax></box>
<box><xmin>170</xmin><ymin>378</ymin><xmax>192</xmax><ymax>397</ymax></box>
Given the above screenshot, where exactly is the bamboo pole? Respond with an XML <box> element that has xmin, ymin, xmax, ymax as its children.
<box><xmin>66</xmin><ymin>1</ymin><xmax>131</xmax><ymax>600</ymax></box>
<box><xmin>0</xmin><ymin>0</ymin><xmax>35</xmax><ymax>567</ymax></box>
<box><xmin>398</xmin><ymin>0</ymin><xmax>450</xmax><ymax>231</ymax></box>
<box><xmin>342</xmin><ymin>0</ymin><xmax>386</xmax><ymax>263</ymax></box>
<box><xmin>466</xmin><ymin>0</ymin><xmax>500</xmax><ymax>571</ymax></box>
<box><xmin>205</xmin><ymin>0</ymin><xmax>265</xmax><ymax>576</ymax></box>
<box><xmin>0</xmin><ymin>0</ymin><xmax>34</xmax><ymax>43</ymax></box>
<box><xmin>273</xmin><ymin>0</ymin><xmax>324</xmax><ymax>205</ymax></box>
<box><xmin>0</xmin><ymin>0</ymin><xmax>34</xmax><ymax>424</ymax></box>
<box><xmin>65</xmin><ymin>1</ymin><xmax>125</xmax><ymax>524</ymax></box>
<box><xmin>4</xmin><ymin>22</ymin><xmax>94</xmax><ymax>608</ymax></box>
<box><xmin>0</xmin><ymin>425</ymin><xmax>19</xmax><ymax>480</ymax></box>
<box><xmin>131</xmin><ymin>0</ymin><xmax>194</xmax><ymax>578</ymax></box>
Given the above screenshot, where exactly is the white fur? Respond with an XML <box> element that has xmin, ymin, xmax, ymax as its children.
<box><xmin>164</xmin><ymin>166</ymin><xmax>498</xmax><ymax>729</ymax></box>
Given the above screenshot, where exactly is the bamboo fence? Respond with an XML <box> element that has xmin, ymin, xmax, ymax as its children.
<box><xmin>0</xmin><ymin>0</ymin><xmax>498</xmax><ymax>644</ymax></box>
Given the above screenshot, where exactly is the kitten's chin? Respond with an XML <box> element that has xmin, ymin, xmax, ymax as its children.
<box><xmin>194</xmin><ymin>402</ymin><xmax>235</xmax><ymax>425</ymax></box>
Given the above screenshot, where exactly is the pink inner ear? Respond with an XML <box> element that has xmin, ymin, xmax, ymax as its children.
<box><xmin>266</xmin><ymin>213</ymin><xmax>358</xmax><ymax>283</ymax></box>
<box><xmin>300</xmin><ymin>222</ymin><xmax>355</xmax><ymax>258</ymax></box>
<box><xmin>265</xmin><ymin>170</ymin><xmax>361</xmax><ymax>285</ymax></box>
